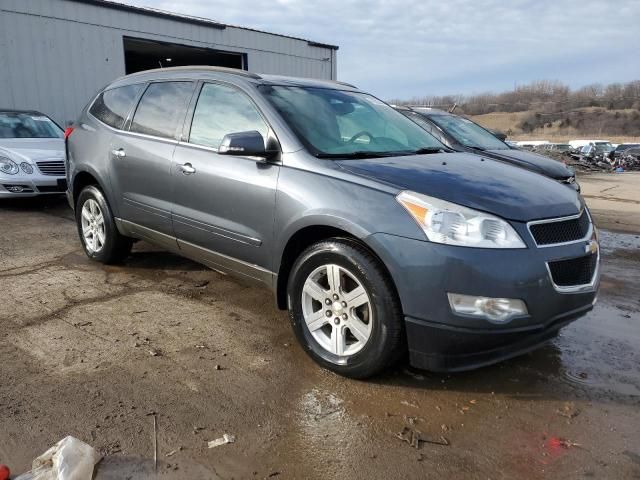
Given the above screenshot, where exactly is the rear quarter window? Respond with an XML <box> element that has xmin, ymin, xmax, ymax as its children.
<box><xmin>89</xmin><ymin>84</ymin><xmax>143</xmax><ymax>129</ymax></box>
<box><xmin>130</xmin><ymin>82</ymin><xmax>194</xmax><ymax>140</ymax></box>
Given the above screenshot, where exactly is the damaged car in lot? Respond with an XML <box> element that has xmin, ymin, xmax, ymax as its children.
<box><xmin>66</xmin><ymin>67</ymin><xmax>600</xmax><ymax>378</ymax></box>
<box><xmin>395</xmin><ymin>106</ymin><xmax>579</xmax><ymax>190</ymax></box>
<box><xmin>0</xmin><ymin>110</ymin><xmax>67</xmax><ymax>197</ymax></box>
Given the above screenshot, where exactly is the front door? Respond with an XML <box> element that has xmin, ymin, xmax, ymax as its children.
<box><xmin>110</xmin><ymin>81</ymin><xmax>195</xmax><ymax>237</ymax></box>
<box><xmin>171</xmin><ymin>82</ymin><xmax>279</xmax><ymax>283</ymax></box>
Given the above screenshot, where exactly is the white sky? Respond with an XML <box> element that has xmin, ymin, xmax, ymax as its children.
<box><xmin>126</xmin><ymin>0</ymin><xmax>640</xmax><ymax>99</ymax></box>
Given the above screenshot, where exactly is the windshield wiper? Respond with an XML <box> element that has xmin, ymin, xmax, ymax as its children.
<box><xmin>468</xmin><ymin>146</ymin><xmax>487</xmax><ymax>151</ymax></box>
<box><xmin>315</xmin><ymin>151</ymin><xmax>396</xmax><ymax>159</ymax></box>
<box><xmin>410</xmin><ymin>147</ymin><xmax>447</xmax><ymax>154</ymax></box>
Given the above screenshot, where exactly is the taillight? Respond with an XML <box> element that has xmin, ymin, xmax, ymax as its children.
<box><xmin>64</xmin><ymin>127</ymin><xmax>74</xmax><ymax>140</ymax></box>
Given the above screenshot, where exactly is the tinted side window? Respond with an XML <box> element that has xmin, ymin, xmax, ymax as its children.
<box><xmin>90</xmin><ymin>84</ymin><xmax>143</xmax><ymax>129</ymax></box>
<box><xmin>130</xmin><ymin>82</ymin><xmax>194</xmax><ymax>139</ymax></box>
<box><xmin>189</xmin><ymin>83</ymin><xmax>268</xmax><ymax>150</ymax></box>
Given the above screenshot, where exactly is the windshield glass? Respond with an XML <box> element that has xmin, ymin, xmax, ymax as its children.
<box><xmin>0</xmin><ymin>112</ymin><xmax>63</xmax><ymax>139</ymax></box>
<box><xmin>594</xmin><ymin>143</ymin><xmax>614</xmax><ymax>153</ymax></box>
<box><xmin>259</xmin><ymin>86</ymin><xmax>444</xmax><ymax>156</ymax></box>
<box><xmin>426</xmin><ymin>114</ymin><xmax>509</xmax><ymax>150</ymax></box>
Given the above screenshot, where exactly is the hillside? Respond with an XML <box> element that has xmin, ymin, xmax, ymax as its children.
<box><xmin>470</xmin><ymin>108</ymin><xmax>640</xmax><ymax>143</ymax></box>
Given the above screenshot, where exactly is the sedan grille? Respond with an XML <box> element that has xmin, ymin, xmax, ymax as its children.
<box><xmin>36</xmin><ymin>160</ymin><xmax>66</xmax><ymax>176</ymax></box>
<box><xmin>529</xmin><ymin>210</ymin><xmax>591</xmax><ymax>246</ymax></box>
<box><xmin>548</xmin><ymin>254</ymin><xmax>598</xmax><ymax>287</ymax></box>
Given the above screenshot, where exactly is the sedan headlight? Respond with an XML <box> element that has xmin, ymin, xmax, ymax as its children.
<box><xmin>0</xmin><ymin>156</ymin><xmax>19</xmax><ymax>175</ymax></box>
<box><xmin>20</xmin><ymin>162</ymin><xmax>34</xmax><ymax>174</ymax></box>
<box><xmin>397</xmin><ymin>191</ymin><xmax>526</xmax><ymax>248</ymax></box>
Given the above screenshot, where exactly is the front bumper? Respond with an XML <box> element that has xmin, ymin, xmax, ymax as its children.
<box><xmin>367</xmin><ymin>229</ymin><xmax>599</xmax><ymax>372</ymax></box>
<box><xmin>0</xmin><ymin>175</ymin><xmax>67</xmax><ymax>197</ymax></box>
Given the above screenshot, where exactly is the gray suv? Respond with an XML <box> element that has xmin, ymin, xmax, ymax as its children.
<box><xmin>66</xmin><ymin>67</ymin><xmax>600</xmax><ymax>378</ymax></box>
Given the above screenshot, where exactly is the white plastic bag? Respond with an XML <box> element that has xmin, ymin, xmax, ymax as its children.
<box><xmin>15</xmin><ymin>436</ymin><xmax>101</xmax><ymax>480</ymax></box>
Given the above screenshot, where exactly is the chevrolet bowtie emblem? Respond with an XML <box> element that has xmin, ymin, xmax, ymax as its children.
<box><xmin>585</xmin><ymin>241</ymin><xmax>598</xmax><ymax>255</ymax></box>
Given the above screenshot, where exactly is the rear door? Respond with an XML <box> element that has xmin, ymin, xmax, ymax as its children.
<box><xmin>109</xmin><ymin>81</ymin><xmax>195</xmax><ymax>239</ymax></box>
<box><xmin>171</xmin><ymin>81</ymin><xmax>279</xmax><ymax>283</ymax></box>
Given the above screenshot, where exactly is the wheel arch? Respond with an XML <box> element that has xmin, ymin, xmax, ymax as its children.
<box><xmin>72</xmin><ymin>168</ymin><xmax>112</xmax><ymax>212</ymax></box>
<box><xmin>275</xmin><ymin>221</ymin><xmax>399</xmax><ymax>312</ymax></box>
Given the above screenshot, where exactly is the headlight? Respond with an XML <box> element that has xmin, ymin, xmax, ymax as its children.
<box><xmin>397</xmin><ymin>191</ymin><xmax>526</xmax><ymax>248</ymax></box>
<box><xmin>0</xmin><ymin>157</ymin><xmax>19</xmax><ymax>175</ymax></box>
<box><xmin>20</xmin><ymin>162</ymin><xmax>34</xmax><ymax>174</ymax></box>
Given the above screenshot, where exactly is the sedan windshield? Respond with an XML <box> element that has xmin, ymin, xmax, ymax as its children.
<box><xmin>0</xmin><ymin>112</ymin><xmax>63</xmax><ymax>139</ymax></box>
<box><xmin>259</xmin><ymin>86</ymin><xmax>445</xmax><ymax>157</ymax></box>
<box><xmin>426</xmin><ymin>114</ymin><xmax>510</xmax><ymax>151</ymax></box>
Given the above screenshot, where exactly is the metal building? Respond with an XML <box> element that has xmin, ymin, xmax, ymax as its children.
<box><xmin>0</xmin><ymin>0</ymin><xmax>339</xmax><ymax>125</ymax></box>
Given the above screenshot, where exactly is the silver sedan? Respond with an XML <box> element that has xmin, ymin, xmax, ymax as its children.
<box><xmin>0</xmin><ymin>110</ymin><xmax>67</xmax><ymax>197</ymax></box>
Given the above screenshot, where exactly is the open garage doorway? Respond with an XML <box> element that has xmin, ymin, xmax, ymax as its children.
<box><xmin>123</xmin><ymin>36</ymin><xmax>246</xmax><ymax>74</ymax></box>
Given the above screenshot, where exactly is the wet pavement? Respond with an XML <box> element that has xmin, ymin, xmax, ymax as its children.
<box><xmin>1</xmin><ymin>194</ymin><xmax>639</xmax><ymax>479</ymax></box>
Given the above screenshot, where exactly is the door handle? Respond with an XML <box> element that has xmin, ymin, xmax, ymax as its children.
<box><xmin>111</xmin><ymin>148</ymin><xmax>126</xmax><ymax>158</ymax></box>
<box><xmin>179</xmin><ymin>163</ymin><xmax>196</xmax><ymax>175</ymax></box>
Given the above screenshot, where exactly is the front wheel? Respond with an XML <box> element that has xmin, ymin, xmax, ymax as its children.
<box><xmin>287</xmin><ymin>239</ymin><xmax>404</xmax><ymax>378</ymax></box>
<box><xmin>75</xmin><ymin>185</ymin><xmax>133</xmax><ymax>264</ymax></box>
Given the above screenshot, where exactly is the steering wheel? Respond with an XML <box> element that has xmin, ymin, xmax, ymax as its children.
<box><xmin>346</xmin><ymin>131</ymin><xmax>374</xmax><ymax>145</ymax></box>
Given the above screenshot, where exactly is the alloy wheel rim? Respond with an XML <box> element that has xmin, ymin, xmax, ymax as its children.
<box><xmin>81</xmin><ymin>199</ymin><xmax>106</xmax><ymax>253</ymax></box>
<box><xmin>301</xmin><ymin>264</ymin><xmax>373</xmax><ymax>357</ymax></box>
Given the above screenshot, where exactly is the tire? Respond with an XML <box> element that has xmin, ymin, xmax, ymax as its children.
<box><xmin>75</xmin><ymin>185</ymin><xmax>132</xmax><ymax>264</ymax></box>
<box><xmin>287</xmin><ymin>238</ymin><xmax>404</xmax><ymax>379</ymax></box>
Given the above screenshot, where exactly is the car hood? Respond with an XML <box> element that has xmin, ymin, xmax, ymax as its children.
<box><xmin>484</xmin><ymin>148</ymin><xmax>573</xmax><ymax>179</ymax></box>
<box><xmin>336</xmin><ymin>152</ymin><xmax>582</xmax><ymax>222</ymax></box>
<box><xmin>0</xmin><ymin>138</ymin><xmax>65</xmax><ymax>163</ymax></box>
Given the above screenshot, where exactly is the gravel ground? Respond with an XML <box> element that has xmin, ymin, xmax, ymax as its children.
<box><xmin>1</xmin><ymin>177</ymin><xmax>639</xmax><ymax>479</ymax></box>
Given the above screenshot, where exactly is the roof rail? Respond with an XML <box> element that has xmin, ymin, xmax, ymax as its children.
<box><xmin>128</xmin><ymin>66</ymin><xmax>262</xmax><ymax>79</ymax></box>
<box><xmin>332</xmin><ymin>80</ymin><xmax>358</xmax><ymax>88</ymax></box>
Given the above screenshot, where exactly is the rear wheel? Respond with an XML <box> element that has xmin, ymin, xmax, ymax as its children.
<box><xmin>76</xmin><ymin>185</ymin><xmax>132</xmax><ymax>264</ymax></box>
<box><xmin>287</xmin><ymin>238</ymin><xmax>404</xmax><ymax>378</ymax></box>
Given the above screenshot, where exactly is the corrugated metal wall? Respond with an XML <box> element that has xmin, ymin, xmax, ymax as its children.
<box><xmin>0</xmin><ymin>0</ymin><xmax>337</xmax><ymax>124</ymax></box>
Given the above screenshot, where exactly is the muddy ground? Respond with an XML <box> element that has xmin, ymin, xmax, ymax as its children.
<box><xmin>1</xmin><ymin>173</ymin><xmax>639</xmax><ymax>479</ymax></box>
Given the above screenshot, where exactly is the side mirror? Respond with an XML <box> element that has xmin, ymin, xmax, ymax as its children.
<box><xmin>218</xmin><ymin>131</ymin><xmax>277</xmax><ymax>159</ymax></box>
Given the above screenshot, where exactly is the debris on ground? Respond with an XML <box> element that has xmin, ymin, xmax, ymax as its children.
<box><xmin>208</xmin><ymin>434</ymin><xmax>236</xmax><ymax>449</ymax></box>
<box><xmin>14</xmin><ymin>436</ymin><xmax>101</xmax><ymax>480</ymax></box>
<box><xmin>395</xmin><ymin>427</ymin><xmax>450</xmax><ymax>448</ymax></box>
<box><xmin>152</xmin><ymin>414</ymin><xmax>158</xmax><ymax>472</ymax></box>
<box><xmin>548</xmin><ymin>436</ymin><xmax>583</xmax><ymax>450</ymax></box>
<box><xmin>193</xmin><ymin>280</ymin><xmax>210</xmax><ymax>288</ymax></box>
<box><xmin>0</xmin><ymin>465</ymin><xmax>10</xmax><ymax>480</ymax></box>
<box><xmin>400</xmin><ymin>400</ymin><xmax>419</xmax><ymax>408</ymax></box>
<box><xmin>396</xmin><ymin>426</ymin><xmax>421</xmax><ymax>448</ymax></box>
<box><xmin>148</xmin><ymin>349</ymin><xmax>161</xmax><ymax>357</ymax></box>
<box><xmin>557</xmin><ymin>402</ymin><xmax>581</xmax><ymax>419</ymax></box>
<box><xmin>165</xmin><ymin>446</ymin><xmax>183</xmax><ymax>457</ymax></box>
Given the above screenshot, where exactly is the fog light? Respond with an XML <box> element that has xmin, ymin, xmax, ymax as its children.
<box><xmin>448</xmin><ymin>293</ymin><xmax>527</xmax><ymax>323</ymax></box>
<box><xmin>6</xmin><ymin>185</ymin><xmax>24</xmax><ymax>193</ymax></box>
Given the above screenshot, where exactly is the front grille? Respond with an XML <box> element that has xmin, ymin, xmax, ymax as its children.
<box><xmin>529</xmin><ymin>210</ymin><xmax>590</xmax><ymax>246</ymax></box>
<box><xmin>36</xmin><ymin>160</ymin><xmax>66</xmax><ymax>176</ymax></box>
<box><xmin>548</xmin><ymin>254</ymin><xmax>597</xmax><ymax>287</ymax></box>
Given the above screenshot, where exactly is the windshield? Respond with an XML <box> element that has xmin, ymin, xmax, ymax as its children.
<box><xmin>594</xmin><ymin>143</ymin><xmax>614</xmax><ymax>153</ymax></box>
<box><xmin>0</xmin><ymin>112</ymin><xmax>63</xmax><ymax>139</ymax></box>
<box><xmin>426</xmin><ymin>114</ymin><xmax>510</xmax><ymax>150</ymax></box>
<box><xmin>617</xmin><ymin>144</ymin><xmax>640</xmax><ymax>151</ymax></box>
<box><xmin>259</xmin><ymin>86</ymin><xmax>445</xmax><ymax>156</ymax></box>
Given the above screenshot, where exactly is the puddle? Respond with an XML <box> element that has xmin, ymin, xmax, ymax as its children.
<box><xmin>598</xmin><ymin>229</ymin><xmax>640</xmax><ymax>254</ymax></box>
<box><xmin>95</xmin><ymin>456</ymin><xmax>219</xmax><ymax>479</ymax></box>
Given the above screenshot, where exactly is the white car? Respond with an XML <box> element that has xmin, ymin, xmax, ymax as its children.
<box><xmin>0</xmin><ymin>110</ymin><xmax>67</xmax><ymax>197</ymax></box>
